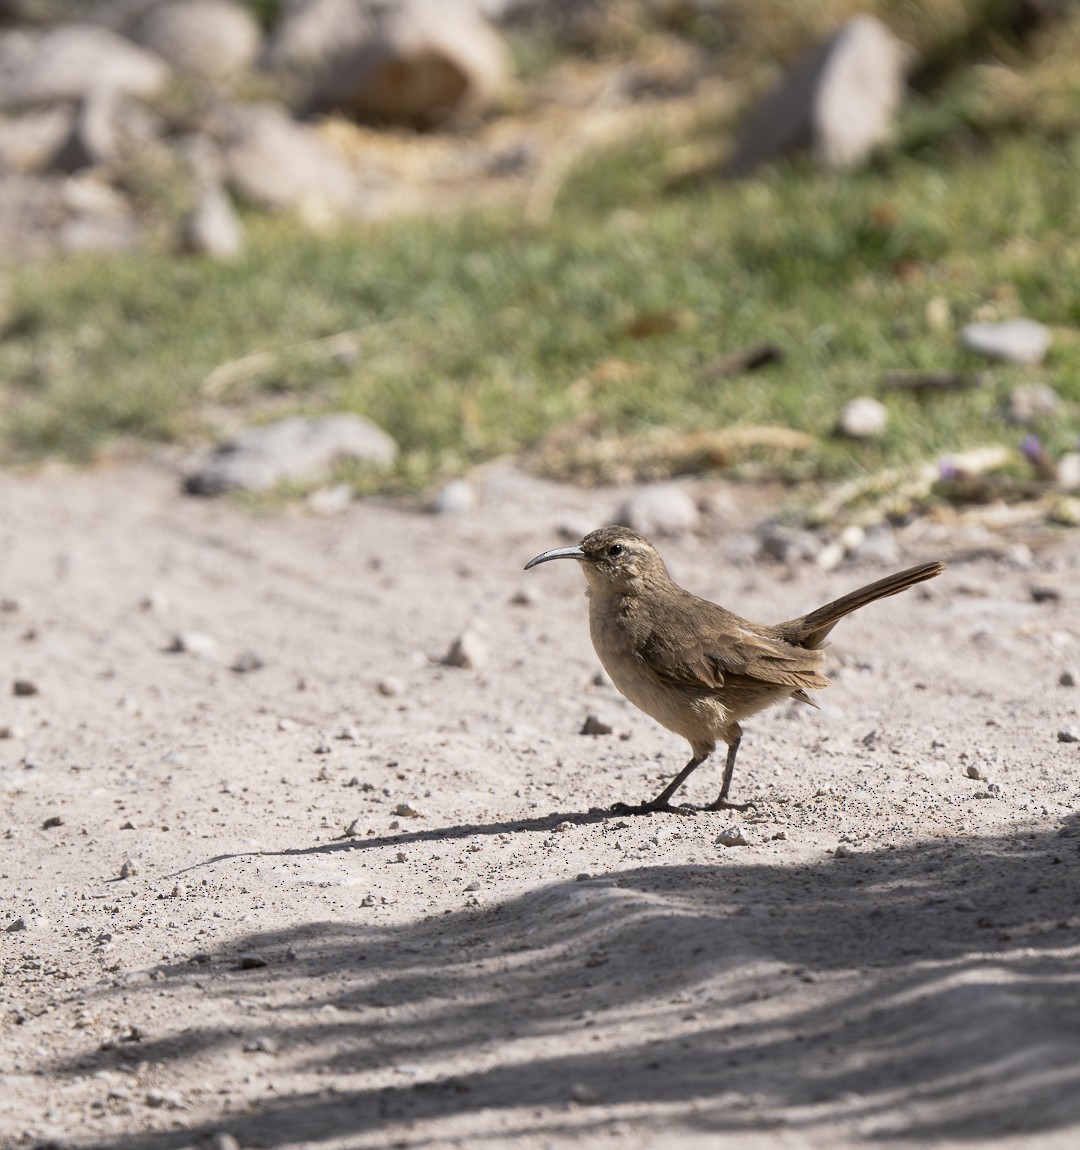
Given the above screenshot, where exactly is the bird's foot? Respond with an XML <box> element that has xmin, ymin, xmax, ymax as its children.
<box><xmin>609</xmin><ymin>799</ymin><xmax>698</xmax><ymax>817</ymax></box>
<box><xmin>704</xmin><ymin>798</ymin><xmax>757</xmax><ymax>812</ymax></box>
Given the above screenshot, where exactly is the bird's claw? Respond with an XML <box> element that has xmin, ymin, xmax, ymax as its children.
<box><xmin>704</xmin><ymin>798</ymin><xmax>757</xmax><ymax>812</ymax></box>
<box><xmin>609</xmin><ymin>799</ymin><xmax>698</xmax><ymax>817</ymax></box>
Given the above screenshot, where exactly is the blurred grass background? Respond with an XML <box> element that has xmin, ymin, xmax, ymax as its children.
<box><xmin>1</xmin><ymin>0</ymin><xmax>1079</xmax><ymax>493</ymax></box>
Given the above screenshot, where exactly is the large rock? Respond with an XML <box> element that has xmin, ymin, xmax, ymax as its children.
<box><xmin>185</xmin><ymin>414</ymin><xmax>399</xmax><ymax>495</ymax></box>
<box><xmin>131</xmin><ymin>0</ymin><xmax>262</xmax><ymax>81</ymax></box>
<box><xmin>961</xmin><ymin>318</ymin><xmax>1051</xmax><ymax>366</ymax></box>
<box><xmin>731</xmin><ymin>15</ymin><xmax>907</xmax><ymax>175</ymax></box>
<box><xmin>0</xmin><ymin>25</ymin><xmax>170</xmax><ymax>108</ymax></box>
<box><xmin>270</xmin><ymin>0</ymin><xmax>511</xmax><ymax>127</ymax></box>
<box><xmin>219</xmin><ymin>102</ymin><xmax>357</xmax><ymax>218</ymax></box>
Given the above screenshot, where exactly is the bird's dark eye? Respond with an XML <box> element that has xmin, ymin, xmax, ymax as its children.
<box><xmin>608</xmin><ymin>544</ymin><xmax>624</xmax><ymax>557</ymax></box>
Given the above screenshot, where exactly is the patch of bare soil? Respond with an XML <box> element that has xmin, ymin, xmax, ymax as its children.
<box><xmin>2</xmin><ymin>460</ymin><xmax>1080</xmax><ymax>1150</ymax></box>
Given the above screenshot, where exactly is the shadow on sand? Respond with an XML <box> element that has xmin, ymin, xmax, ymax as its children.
<box><xmin>58</xmin><ymin>814</ymin><xmax>1080</xmax><ymax>1147</ymax></box>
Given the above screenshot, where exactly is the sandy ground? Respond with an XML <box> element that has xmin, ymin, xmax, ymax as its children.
<box><xmin>2</xmin><ymin>459</ymin><xmax>1080</xmax><ymax>1150</ymax></box>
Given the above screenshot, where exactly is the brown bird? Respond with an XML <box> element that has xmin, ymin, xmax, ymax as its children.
<box><xmin>525</xmin><ymin>526</ymin><xmax>944</xmax><ymax>814</ymax></box>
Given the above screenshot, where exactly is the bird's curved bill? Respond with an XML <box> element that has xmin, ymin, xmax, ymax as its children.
<box><xmin>524</xmin><ymin>545</ymin><xmax>585</xmax><ymax>570</ymax></box>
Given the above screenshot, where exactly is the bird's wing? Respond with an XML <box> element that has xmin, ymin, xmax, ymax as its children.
<box><xmin>639</xmin><ymin>622</ymin><xmax>828</xmax><ymax>695</ymax></box>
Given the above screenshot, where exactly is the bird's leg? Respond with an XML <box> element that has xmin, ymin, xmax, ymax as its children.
<box><xmin>705</xmin><ymin>734</ymin><xmax>755</xmax><ymax>811</ymax></box>
<box><xmin>610</xmin><ymin>754</ymin><xmax>707</xmax><ymax>816</ymax></box>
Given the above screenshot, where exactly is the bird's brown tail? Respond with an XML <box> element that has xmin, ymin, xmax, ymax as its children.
<box><xmin>778</xmin><ymin>560</ymin><xmax>945</xmax><ymax>649</ymax></box>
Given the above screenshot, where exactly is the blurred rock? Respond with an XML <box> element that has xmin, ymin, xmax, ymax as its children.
<box><xmin>59</xmin><ymin>173</ymin><xmax>137</xmax><ymax>253</ymax></box>
<box><xmin>185</xmin><ymin>414</ymin><xmax>398</xmax><ymax>495</ymax></box>
<box><xmin>756</xmin><ymin>522</ymin><xmax>821</xmax><ymax>564</ymax></box>
<box><xmin>443</xmin><ymin>629</ymin><xmax>488</xmax><ymax>670</ymax></box>
<box><xmin>731</xmin><ymin>15</ymin><xmax>907</xmax><ymax>175</ymax></box>
<box><xmin>838</xmin><ymin>395</ymin><xmax>888</xmax><ymax>439</ymax></box>
<box><xmin>850</xmin><ymin>525</ymin><xmax>899</xmax><ymax>567</ymax></box>
<box><xmin>1008</xmin><ymin>381</ymin><xmax>1061</xmax><ymax>424</ymax></box>
<box><xmin>1057</xmin><ymin>453</ymin><xmax>1080</xmax><ymax>493</ymax></box>
<box><xmin>272</xmin><ymin>0</ymin><xmax>511</xmax><ymax>128</ymax></box>
<box><xmin>220</xmin><ymin>102</ymin><xmax>358</xmax><ymax>219</ymax></box>
<box><xmin>961</xmin><ymin>318</ymin><xmax>1051</xmax><ymax>365</ymax></box>
<box><xmin>131</xmin><ymin>0</ymin><xmax>261</xmax><ymax>80</ymax></box>
<box><xmin>181</xmin><ymin>183</ymin><xmax>244</xmax><ymax>259</ymax></box>
<box><xmin>0</xmin><ymin>106</ymin><xmax>71</xmax><ymax>173</ymax></box>
<box><xmin>0</xmin><ymin>25</ymin><xmax>170</xmax><ymax>108</ymax></box>
<box><xmin>50</xmin><ymin>86</ymin><xmax>120</xmax><ymax>173</ymax></box>
<box><xmin>617</xmin><ymin>484</ymin><xmax>700</xmax><ymax>537</ymax></box>
<box><xmin>431</xmin><ymin>478</ymin><xmax>476</xmax><ymax>514</ymax></box>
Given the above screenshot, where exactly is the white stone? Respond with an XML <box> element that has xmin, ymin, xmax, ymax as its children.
<box><xmin>133</xmin><ymin>0</ymin><xmax>262</xmax><ymax>80</ymax></box>
<box><xmin>961</xmin><ymin>318</ymin><xmax>1051</xmax><ymax>365</ymax></box>
<box><xmin>431</xmin><ymin>478</ymin><xmax>476</xmax><ymax>514</ymax></box>
<box><xmin>0</xmin><ymin>25</ymin><xmax>169</xmax><ymax>107</ymax></box>
<box><xmin>731</xmin><ymin>16</ymin><xmax>907</xmax><ymax>174</ymax></box>
<box><xmin>716</xmin><ymin>825</ymin><xmax>750</xmax><ymax>848</ymax></box>
<box><xmin>443</xmin><ymin>630</ymin><xmax>488</xmax><ymax>670</ymax></box>
<box><xmin>838</xmin><ymin>396</ymin><xmax>888</xmax><ymax>439</ymax></box>
<box><xmin>182</xmin><ymin>184</ymin><xmax>245</xmax><ymax>260</ymax></box>
<box><xmin>186</xmin><ymin>414</ymin><xmax>398</xmax><ymax>495</ymax></box>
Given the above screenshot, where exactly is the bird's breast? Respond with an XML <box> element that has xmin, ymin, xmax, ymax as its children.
<box><xmin>587</xmin><ymin>594</ymin><xmax>730</xmax><ymax>745</ymax></box>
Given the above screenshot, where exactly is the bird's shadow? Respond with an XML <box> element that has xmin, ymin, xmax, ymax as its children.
<box><xmin>170</xmin><ymin>805</ymin><xmax>618</xmax><ymax>875</ymax></box>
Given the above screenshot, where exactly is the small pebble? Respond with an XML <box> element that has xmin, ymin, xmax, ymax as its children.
<box><xmin>237</xmin><ymin>952</ymin><xmax>268</xmax><ymax>969</ymax></box>
<box><xmin>464</xmin><ymin>881</ymin><xmax>480</xmax><ymax>892</ymax></box>
<box><xmin>211</xmin><ymin>1134</ymin><xmax>242</xmax><ymax>1150</ymax></box>
<box><xmin>431</xmin><ymin>478</ymin><xmax>476</xmax><ymax>514</ymax></box>
<box><xmin>360</xmin><ymin>894</ymin><xmax>377</xmax><ymax>907</ymax></box>
<box><xmin>119</xmin><ymin>859</ymin><xmax>139</xmax><ymax>879</ymax></box>
<box><xmin>580</xmin><ymin>714</ymin><xmax>612</xmax><ymax>736</ymax></box>
<box><xmin>965</xmin><ymin>763</ymin><xmax>984</xmax><ymax>780</ymax></box>
<box><xmin>12</xmin><ymin>679</ymin><xmax>38</xmax><ymax>696</ymax></box>
<box><xmin>337</xmin><ymin>724</ymin><xmax>360</xmax><ymax>741</ymax></box>
<box><xmin>554</xmin><ymin>821</ymin><xmax>574</xmax><ymax>833</ymax></box>
<box><xmin>716</xmin><ymin>825</ymin><xmax>750</xmax><ymax>848</ymax></box>
<box><xmin>1009</xmin><ymin>381</ymin><xmax>1062</xmax><ymax>424</ymax></box>
<box><xmin>145</xmin><ymin>1089</ymin><xmax>185</xmax><ymax>1110</ymax></box>
<box><xmin>1059</xmin><ymin>669</ymin><xmax>1078</xmax><ymax>688</ymax></box>
<box><xmin>378</xmin><ymin>676</ymin><xmax>404</xmax><ymax>697</ymax></box>
<box><xmin>230</xmin><ymin>650</ymin><xmax>265</xmax><ymax>673</ymax></box>
<box><xmin>509</xmin><ymin>586</ymin><xmax>539</xmax><ymax>606</ymax></box>
<box><xmin>571</xmin><ymin>1083</ymin><xmax>601</xmax><ymax>1105</ymax></box>
<box><xmin>41</xmin><ymin>814</ymin><xmax>63</xmax><ymax>829</ymax></box>
<box><xmin>394</xmin><ymin>802</ymin><xmax>422</xmax><ymax>818</ymax></box>
<box><xmin>343</xmin><ymin>819</ymin><xmax>360</xmax><ymax>837</ymax></box>
<box><xmin>307</xmin><ymin>483</ymin><xmax>352</xmax><ymax>516</ymax></box>
<box><xmin>838</xmin><ymin>396</ymin><xmax>888</xmax><ymax>439</ymax></box>
<box><xmin>6</xmin><ymin>916</ymin><xmax>28</xmax><ymax>932</ymax></box>
<box><xmin>243</xmin><ymin>1036</ymin><xmax>278</xmax><ymax>1054</ymax></box>
<box><xmin>168</xmin><ymin>631</ymin><xmax>217</xmax><ymax>657</ymax></box>
<box><xmin>954</xmin><ymin>898</ymin><xmax>977</xmax><ymax>912</ymax></box>
<box><xmin>443</xmin><ymin>630</ymin><xmax>488</xmax><ymax>670</ymax></box>
<box><xmin>1058</xmin><ymin>726</ymin><xmax>1080</xmax><ymax>744</ymax></box>
<box><xmin>277</xmin><ymin>717</ymin><xmax>299</xmax><ymax>732</ymax></box>
<box><xmin>833</xmin><ymin>843</ymin><xmax>855</xmax><ymax>859</ymax></box>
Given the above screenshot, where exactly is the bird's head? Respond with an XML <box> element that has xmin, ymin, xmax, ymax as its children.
<box><xmin>524</xmin><ymin>525</ymin><xmax>669</xmax><ymax>594</ymax></box>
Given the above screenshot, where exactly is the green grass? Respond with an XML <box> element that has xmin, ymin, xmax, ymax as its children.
<box><xmin>2</xmin><ymin>114</ymin><xmax>1079</xmax><ymax>493</ymax></box>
